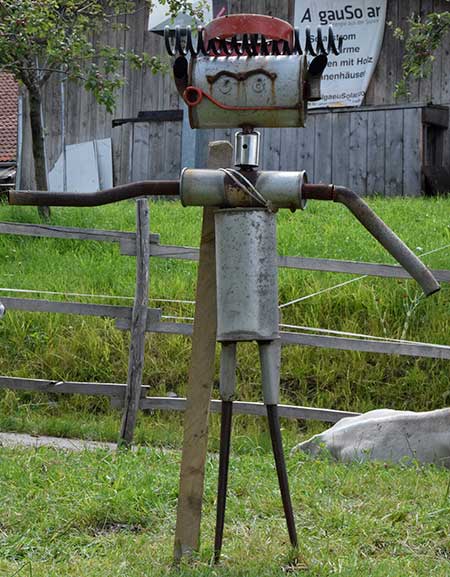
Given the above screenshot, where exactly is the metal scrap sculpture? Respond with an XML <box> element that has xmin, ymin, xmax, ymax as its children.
<box><xmin>4</xmin><ymin>13</ymin><xmax>440</xmax><ymax>563</ymax></box>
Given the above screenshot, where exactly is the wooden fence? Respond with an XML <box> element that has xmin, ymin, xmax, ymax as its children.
<box><xmin>0</xmin><ymin>204</ymin><xmax>449</xmax><ymax>442</ymax></box>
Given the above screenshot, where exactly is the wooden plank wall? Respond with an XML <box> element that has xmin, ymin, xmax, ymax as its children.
<box><xmin>19</xmin><ymin>0</ymin><xmax>450</xmax><ymax>194</ymax></box>
<box><xmin>20</xmin><ymin>1</ymin><xmax>182</xmax><ymax>188</ymax></box>
<box><xmin>292</xmin><ymin>105</ymin><xmax>424</xmax><ymax>196</ymax></box>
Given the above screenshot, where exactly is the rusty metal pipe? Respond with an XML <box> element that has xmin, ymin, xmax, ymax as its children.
<box><xmin>214</xmin><ymin>400</ymin><xmax>233</xmax><ymax>564</ymax></box>
<box><xmin>266</xmin><ymin>404</ymin><xmax>298</xmax><ymax>549</ymax></box>
<box><xmin>303</xmin><ymin>184</ymin><xmax>440</xmax><ymax>297</ymax></box>
<box><xmin>7</xmin><ymin>180</ymin><xmax>180</xmax><ymax>207</ymax></box>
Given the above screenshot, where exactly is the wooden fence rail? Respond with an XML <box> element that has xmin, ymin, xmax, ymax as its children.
<box><xmin>116</xmin><ymin>320</ymin><xmax>450</xmax><ymax>361</ymax></box>
<box><xmin>0</xmin><ymin>217</ymin><xmax>448</xmax><ymax>434</ymax></box>
<box><xmin>0</xmin><ymin>377</ymin><xmax>358</xmax><ymax>424</ymax></box>
<box><xmin>2</xmin><ymin>221</ymin><xmax>449</xmax><ymax>281</ymax></box>
<box><xmin>0</xmin><ymin>296</ymin><xmax>161</xmax><ymax>324</ymax></box>
<box><xmin>127</xmin><ymin>242</ymin><xmax>450</xmax><ymax>282</ymax></box>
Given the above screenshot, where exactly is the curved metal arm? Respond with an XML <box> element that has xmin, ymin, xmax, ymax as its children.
<box><xmin>303</xmin><ymin>184</ymin><xmax>440</xmax><ymax>297</ymax></box>
<box><xmin>4</xmin><ymin>177</ymin><xmax>440</xmax><ymax>297</ymax></box>
<box><xmin>7</xmin><ymin>180</ymin><xmax>180</xmax><ymax>207</ymax></box>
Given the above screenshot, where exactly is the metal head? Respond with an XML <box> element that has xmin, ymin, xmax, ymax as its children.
<box><xmin>166</xmin><ymin>14</ymin><xmax>342</xmax><ymax>130</ymax></box>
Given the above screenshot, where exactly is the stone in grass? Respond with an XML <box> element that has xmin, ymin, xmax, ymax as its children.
<box><xmin>293</xmin><ymin>408</ymin><xmax>450</xmax><ymax>468</ymax></box>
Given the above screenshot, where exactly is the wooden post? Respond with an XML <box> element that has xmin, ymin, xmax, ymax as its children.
<box><xmin>174</xmin><ymin>141</ymin><xmax>233</xmax><ymax>561</ymax></box>
<box><xmin>119</xmin><ymin>197</ymin><xmax>150</xmax><ymax>446</ymax></box>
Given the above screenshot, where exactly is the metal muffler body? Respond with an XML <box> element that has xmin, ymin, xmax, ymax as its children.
<box><xmin>215</xmin><ymin>208</ymin><xmax>279</xmax><ymax>342</ymax></box>
<box><xmin>187</xmin><ymin>55</ymin><xmax>307</xmax><ymax>129</ymax></box>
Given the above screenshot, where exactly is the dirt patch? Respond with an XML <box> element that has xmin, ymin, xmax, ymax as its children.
<box><xmin>0</xmin><ymin>432</ymin><xmax>116</xmax><ymax>452</ymax></box>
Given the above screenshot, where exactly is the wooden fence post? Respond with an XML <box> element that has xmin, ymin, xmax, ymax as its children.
<box><xmin>174</xmin><ymin>141</ymin><xmax>233</xmax><ymax>561</ymax></box>
<box><xmin>119</xmin><ymin>197</ymin><xmax>150</xmax><ymax>446</ymax></box>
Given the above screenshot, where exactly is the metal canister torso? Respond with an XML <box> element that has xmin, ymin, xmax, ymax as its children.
<box><xmin>189</xmin><ymin>55</ymin><xmax>306</xmax><ymax>129</ymax></box>
<box><xmin>215</xmin><ymin>208</ymin><xmax>279</xmax><ymax>342</ymax></box>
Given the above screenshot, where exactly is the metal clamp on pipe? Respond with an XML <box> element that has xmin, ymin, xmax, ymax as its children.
<box><xmin>180</xmin><ymin>168</ymin><xmax>307</xmax><ymax>211</ymax></box>
<box><xmin>302</xmin><ymin>183</ymin><xmax>441</xmax><ymax>297</ymax></box>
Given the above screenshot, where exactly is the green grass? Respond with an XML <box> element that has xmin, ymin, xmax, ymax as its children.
<box><xmin>0</xmin><ymin>197</ymin><xmax>449</xmax><ymax>443</ymax></box>
<box><xmin>1</xmin><ymin>445</ymin><xmax>450</xmax><ymax>576</ymax></box>
<box><xmin>0</xmin><ymin>199</ymin><xmax>449</xmax><ymax>576</ymax></box>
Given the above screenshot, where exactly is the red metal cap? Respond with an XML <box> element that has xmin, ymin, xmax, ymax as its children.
<box><xmin>203</xmin><ymin>14</ymin><xmax>293</xmax><ymax>45</ymax></box>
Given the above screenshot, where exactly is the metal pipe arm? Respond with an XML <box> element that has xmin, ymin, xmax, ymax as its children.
<box><xmin>7</xmin><ymin>180</ymin><xmax>180</xmax><ymax>207</ymax></box>
<box><xmin>302</xmin><ymin>184</ymin><xmax>440</xmax><ymax>297</ymax></box>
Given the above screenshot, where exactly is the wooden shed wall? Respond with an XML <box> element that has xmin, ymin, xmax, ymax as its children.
<box><xmin>20</xmin><ymin>0</ymin><xmax>450</xmax><ymax>194</ymax></box>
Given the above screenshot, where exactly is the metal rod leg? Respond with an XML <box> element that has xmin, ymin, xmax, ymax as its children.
<box><xmin>266</xmin><ymin>404</ymin><xmax>298</xmax><ymax>549</ymax></box>
<box><xmin>214</xmin><ymin>399</ymin><xmax>233</xmax><ymax>563</ymax></box>
<box><xmin>214</xmin><ymin>342</ymin><xmax>237</xmax><ymax>563</ymax></box>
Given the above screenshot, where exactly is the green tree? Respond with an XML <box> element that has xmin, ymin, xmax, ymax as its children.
<box><xmin>395</xmin><ymin>3</ymin><xmax>450</xmax><ymax>97</ymax></box>
<box><xmin>0</xmin><ymin>0</ymin><xmax>203</xmax><ymax>218</ymax></box>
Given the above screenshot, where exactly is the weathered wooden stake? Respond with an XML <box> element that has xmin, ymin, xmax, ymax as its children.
<box><xmin>119</xmin><ymin>197</ymin><xmax>150</xmax><ymax>446</ymax></box>
<box><xmin>174</xmin><ymin>141</ymin><xmax>233</xmax><ymax>561</ymax></box>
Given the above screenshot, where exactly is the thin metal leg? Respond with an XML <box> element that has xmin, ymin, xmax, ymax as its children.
<box><xmin>259</xmin><ymin>340</ymin><xmax>281</xmax><ymax>406</ymax></box>
<box><xmin>214</xmin><ymin>399</ymin><xmax>233</xmax><ymax>563</ymax></box>
<box><xmin>214</xmin><ymin>343</ymin><xmax>237</xmax><ymax>563</ymax></box>
<box><xmin>266</xmin><ymin>403</ymin><xmax>298</xmax><ymax>549</ymax></box>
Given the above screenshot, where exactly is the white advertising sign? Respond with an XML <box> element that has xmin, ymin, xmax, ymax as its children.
<box><xmin>295</xmin><ymin>1</ymin><xmax>387</xmax><ymax>107</ymax></box>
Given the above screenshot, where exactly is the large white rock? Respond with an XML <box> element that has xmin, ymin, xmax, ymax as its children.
<box><xmin>293</xmin><ymin>408</ymin><xmax>450</xmax><ymax>468</ymax></box>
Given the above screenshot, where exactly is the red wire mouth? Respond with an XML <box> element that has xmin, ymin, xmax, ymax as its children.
<box><xmin>183</xmin><ymin>85</ymin><xmax>301</xmax><ymax>112</ymax></box>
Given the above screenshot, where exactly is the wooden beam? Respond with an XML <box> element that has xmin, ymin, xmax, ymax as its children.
<box><xmin>0</xmin><ymin>376</ymin><xmax>149</xmax><ymax>398</ymax></box>
<box><xmin>311</xmin><ymin>103</ymin><xmax>449</xmax><ymax>115</ymax></box>
<box><xmin>119</xmin><ymin>198</ymin><xmax>151</xmax><ymax>446</ymax></box>
<box><xmin>140</xmin><ymin>397</ymin><xmax>358</xmax><ymax>423</ymax></box>
<box><xmin>277</xmin><ymin>256</ymin><xmax>450</xmax><ymax>282</ymax></box>
<box><xmin>174</xmin><ymin>140</ymin><xmax>233</xmax><ymax>562</ymax></box>
<box><xmin>0</xmin><ymin>376</ymin><xmax>357</xmax><ymax>423</ymax></box>
<box><xmin>141</xmin><ymin>321</ymin><xmax>450</xmax><ymax>361</ymax></box>
<box><xmin>422</xmin><ymin>106</ymin><xmax>449</xmax><ymax>128</ymax></box>
<box><xmin>0</xmin><ymin>221</ymin><xmax>159</xmax><ymax>244</ymax></box>
<box><xmin>1</xmin><ymin>296</ymin><xmax>160</xmax><ymax>322</ymax></box>
<box><xmin>134</xmin><ymin>244</ymin><xmax>450</xmax><ymax>283</ymax></box>
<box><xmin>112</xmin><ymin>109</ymin><xmax>184</xmax><ymax>127</ymax></box>
<box><xmin>281</xmin><ymin>331</ymin><xmax>450</xmax><ymax>360</ymax></box>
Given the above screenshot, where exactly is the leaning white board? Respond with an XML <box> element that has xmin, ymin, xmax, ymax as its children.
<box><xmin>295</xmin><ymin>0</ymin><xmax>387</xmax><ymax>107</ymax></box>
<box><xmin>65</xmin><ymin>142</ymin><xmax>100</xmax><ymax>193</ymax></box>
<box><xmin>95</xmin><ymin>138</ymin><xmax>113</xmax><ymax>190</ymax></box>
<box><xmin>48</xmin><ymin>139</ymin><xmax>113</xmax><ymax>193</ymax></box>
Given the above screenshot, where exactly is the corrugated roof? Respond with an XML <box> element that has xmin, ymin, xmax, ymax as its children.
<box><xmin>0</xmin><ymin>73</ymin><xmax>19</xmax><ymax>163</ymax></box>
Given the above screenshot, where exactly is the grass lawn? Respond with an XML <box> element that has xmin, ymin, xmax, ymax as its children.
<box><xmin>0</xmin><ymin>198</ymin><xmax>449</xmax><ymax>575</ymax></box>
<box><xmin>0</xmin><ymin>197</ymin><xmax>449</xmax><ymax>442</ymax></box>
<box><xmin>1</xmin><ymin>445</ymin><xmax>450</xmax><ymax>576</ymax></box>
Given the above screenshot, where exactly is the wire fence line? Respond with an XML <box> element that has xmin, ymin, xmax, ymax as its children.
<box><xmin>278</xmin><ymin>242</ymin><xmax>450</xmax><ymax>309</ymax></box>
<box><xmin>0</xmin><ymin>236</ymin><xmax>449</xmax><ymax>347</ymax></box>
<box><xmin>0</xmin><ymin>239</ymin><xmax>447</xmax><ymax>346</ymax></box>
<box><xmin>0</xmin><ymin>220</ymin><xmax>449</xmax><ymax>433</ymax></box>
<box><xmin>0</xmin><ymin>285</ymin><xmax>446</xmax><ymax>345</ymax></box>
<box><xmin>0</xmin><ymin>287</ymin><xmax>195</xmax><ymax>305</ymax></box>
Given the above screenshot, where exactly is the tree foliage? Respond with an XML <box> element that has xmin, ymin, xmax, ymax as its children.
<box><xmin>0</xmin><ymin>0</ymin><xmax>203</xmax><ymax>112</ymax></box>
<box><xmin>0</xmin><ymin>0</ymin><xmax>203</xmax><ymax>214</ymax></box>
<box><xmin>394</xmin><ymin>3</ymin><xmax>450</xmax><ymax>98</ymax></box>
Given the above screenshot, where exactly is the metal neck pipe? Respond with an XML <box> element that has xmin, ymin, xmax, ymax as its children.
<box><xmin>303</xmin><ymin>183</ymin><xmax>441</xmax><ymax>297</ymax></box>
<box><xmin>7</xmin><ymin>180</ymin><xmax>180</xmax><ymax>207</ymax></box>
